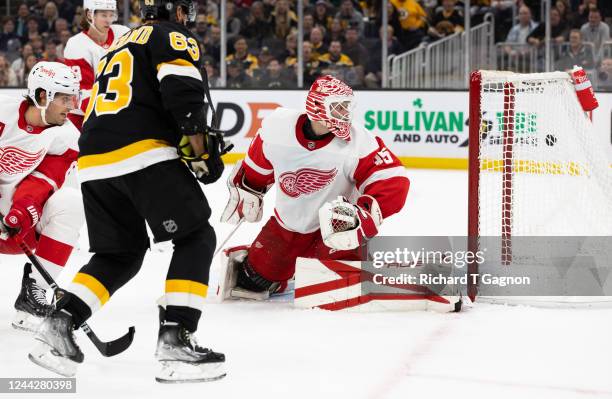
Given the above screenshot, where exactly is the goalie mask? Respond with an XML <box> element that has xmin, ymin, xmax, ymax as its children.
<box><xmin>305</xmin><ymin>75</ymin><xmax>355</xmax><ymax>141</ymax></box>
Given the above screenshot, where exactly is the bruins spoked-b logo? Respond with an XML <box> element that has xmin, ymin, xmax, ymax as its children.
<box><xmin>162</xmin><ymin>219</ymin><xmax>178</xmax><ymax>233</ymax></box>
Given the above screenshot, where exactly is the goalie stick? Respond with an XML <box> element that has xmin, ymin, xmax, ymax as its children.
<box><xmin>14</xmin><ymin>236</ymin><xmax>135</xmax><ymax>357</ymax></box>
<box><xmin>213</xmin><ymin>218</ymin><xmax>245</xmax><ymax>258</ymax></box>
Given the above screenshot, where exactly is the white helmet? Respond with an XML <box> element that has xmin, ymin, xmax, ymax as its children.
<box><xmin>84</xmin><ymin>0</ymin><xmax>117</xmax><ymax>12</ymax></box>
<box><xmin>84</xmin><ymin>0</ymin><xmax>118</xmax><ymax>24</ymax></box>
<box><xmin>27</xmin><ymin>61</ymin><xmax>80</xmax><ymax>110</ymax></box>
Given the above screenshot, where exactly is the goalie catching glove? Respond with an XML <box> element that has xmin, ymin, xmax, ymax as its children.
<box><xmin>178</xmin><ymin>132</ymin><xmax>233</xmax><ymax>185</ymax></box>
<box><xmin>220</xmin><ymin>161</ymin><xmax>269</xmax><ymax>224</ymax></box>
<box><xmin>319</xmin><ymin>195</ymin><xmax>383</xmax><ymax>250</ymax></box>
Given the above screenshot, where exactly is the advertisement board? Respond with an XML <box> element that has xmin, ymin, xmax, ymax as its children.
<box><xmin>1</xmin><ymin>88</ymin><xmax>610</xmax><ymax>168</ymax></box>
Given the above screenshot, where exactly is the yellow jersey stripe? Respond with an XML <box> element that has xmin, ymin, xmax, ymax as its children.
<box><xmin>72</xmin><ymin>273</ymin><xmax>110</xmax><ymax>305</ymax></box>
<box><xmin>165</xmin><ymin>279</ymin><xmax>208</xmax><ymax>297</ymax></box>
<box><xmin>156</xmin><ymin>58</ymin><xmax>193</xmax><ymax>71</ymax></box>
<box><xmin>78</xmin><ymin>139</ymin><xmax>173</xmax><ymax>170</ymax></box>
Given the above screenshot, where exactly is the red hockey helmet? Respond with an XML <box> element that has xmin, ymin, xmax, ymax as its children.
<box><xmin>305</xmin><ymin>75</ymin><xmax>355</xmax><ymax>141</ymax></box>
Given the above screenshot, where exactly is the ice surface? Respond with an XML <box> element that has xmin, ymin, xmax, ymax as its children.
<box><xmin>1</xmin><ymin>169</ymin><xmax>611</xmax><ymax>399</ymax></box>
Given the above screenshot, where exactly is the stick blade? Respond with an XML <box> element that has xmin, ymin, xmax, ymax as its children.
<box><xmin>85</xmin><ymin>326</ymin><xmax>135</xmax><ymax>357</ymax></box>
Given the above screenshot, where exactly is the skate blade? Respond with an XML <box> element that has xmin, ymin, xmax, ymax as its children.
<box><xmin>12</xmin><ymin>310</ymin><xmax>43</xmax><ymax>333</ymax></box>
<box><xmin>155</xmin><ymin>360</ymin><xmax>226</xmax><ymax>383</ymax></box>
<box><xmin>230</xmin><ymin>287</ymin><xmax>270</xmax><ymax>301</ymax></box>
<box><xmin>29</xmin><ymin>341</ymin><xmax>79</xmax><ymax>377</ymax></box>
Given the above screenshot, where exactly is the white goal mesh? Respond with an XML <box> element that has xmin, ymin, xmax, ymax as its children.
<box><xmin>468</xmin><ymin>70</ymin><xmax>612</xmax><ymax>306</ymax></box>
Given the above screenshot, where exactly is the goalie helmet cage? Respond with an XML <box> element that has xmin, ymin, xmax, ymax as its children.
<box><xmin>468</xmin><ymin>70</ymin><xmax>612</xmax><ymax>307</ymax></box>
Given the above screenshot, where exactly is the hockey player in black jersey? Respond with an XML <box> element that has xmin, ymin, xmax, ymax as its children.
<box><xmin>28</xmin><ymin>0</ymin><xmax>228</xmax><ymax>383</ymax></box>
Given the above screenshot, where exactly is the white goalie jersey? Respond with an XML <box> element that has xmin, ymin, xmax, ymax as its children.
<box><xmin>242</xmin><ymin>107</ymin><xmax>409</xmax><ymax>234</ymax></box>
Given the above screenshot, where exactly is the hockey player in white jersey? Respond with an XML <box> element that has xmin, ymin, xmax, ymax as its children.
<box><xmin>219</xmin><ymin>75</ymin><xmax>410</xmax><ymax>299</ymax></box>
<box><xmin>0</xmin><ymin>62</ymin><xmax>84</xmax><ymax>331</ymax></box>
<box><xmin>63</xmin><ymin>0</ymin><xmax>130</xmax><ymax>130</ymax></box>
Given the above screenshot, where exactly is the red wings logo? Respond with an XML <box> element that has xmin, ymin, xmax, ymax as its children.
<box><xmin>0</xmin><ymin>146</ymin><xmax>45</xmax><ymax>175</ymax></box>
<box><xmin>279</xmin><ymin>168</ymin><xmax>338</xmax><ymax>198</ymax></box>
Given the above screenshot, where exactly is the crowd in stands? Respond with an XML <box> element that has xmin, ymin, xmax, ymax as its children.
<box><xmin>0</xmin><ymin>0</ymin><xmax>611</xmax><ymax>89</ymax></box>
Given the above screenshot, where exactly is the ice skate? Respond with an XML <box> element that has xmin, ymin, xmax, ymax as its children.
<box><xmin>155</xmin><ymin>319</ymin><xmax>226</xmax><ymax>383</ymax></box>
<box><xmin>12</xmin><ymin>263</ymin><xmax>53</xmax><ymax>332</ymax></box>
<box><xmin>28</xmin><ymin>309</ymin><xmax>84</xmax><ymax>377</ymax></box>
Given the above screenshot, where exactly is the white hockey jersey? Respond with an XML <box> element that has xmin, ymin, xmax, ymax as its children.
<box><xmin>243</xmin><ymin>108</ymin><xmax>409</xmax><ymax>234</ymax></box>
<box><xmin>63</xmin><ymin>25</ymin><xmax>131</xmax><ymax>118</ymax></box>
<box><xmin>0</xmin><ymin>95</ymin><xmax>80</xmax><ymax>215</ymax></box>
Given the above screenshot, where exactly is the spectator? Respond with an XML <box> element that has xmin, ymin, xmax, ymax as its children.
<box><xmin>71</xmin><ymin>6</ymin><xmax>84</xmax><ymax>34</ymax></box>
<box><xmin>575</xmin><ymin>0</ymin><xmax>599</xmax><ymax>28</ymax></box>
<box><xmin>343</xmin><ymin>26</ymin><xmax>368</xmax><ymax>66</ymax></box>
<box><xmin>527</xmin><ymin>7</ymin><xmax>568</xmax><ymax>47</ymax></box>
<box><xmin>15</xmin><ymin>4</ymin><xmax>30</xmax><ymax>39</ymax></box>
<box><xmin>43</xmin><ymin>40</ymin><xmax>60</xmax><ymax>62</ymax></box>
<box><xmin>226</xmin><ymin>36</ymin><xmax>259</xmax><ymax>76</ymax></box>
<box><xmin>56</xmin><ymin>29</ymin><xmax>71</xmax><ymax>58</ymax></box>
<box><xmin>202</xmin><ymin>56</ymin><xmax>222</xmax><ymax>88</ymax></box>
<box><xmin>226</xmin><ymin>59</ymin><xmax>253</xmax><ymax>88</ymax></box>
<box><xmin>504</xmin><ymin>6</ymin><xmax>538</xmax><ymax>57</ymax></box>
<box><xmin>302</xmin><ymin>13</ymin><xmax>315</xmax><ymax>41</ymax></box>
<box><xmin>327</xmin><ymin>18</ymin><xmax>345</xmax><ymax>43</ymax></box>
<box><xmin>279</xmin><ymin>31</ymin><xmax>298</xmax><ymax>64</ymax></box>
<box><xmin>389</xmin><ymin>0</ymin><xmax>427</xmax><ymax>50</ymax></box>
<box><xmin>556</xmin><ymin>29</ymin><xmax>595</xmax><ymax>70</ymax></box>
<box><xmin>335</xmin><ymin>0</ymin><xmax>365</xmax><ymax>35</ymax></box>
<box><xmin>270</xmin><ymin>0</ymin><xmax>298</xmax><ymax>40</ymax></box>
<box><xmin>192</xmin><ymin>14</ymin><xmax>208</xmax><ymax>42</ymax></box>
<box><xmin>0</xmin><ymin>17</ymin><xmax>18</xmax><ymax>53</ymax></box>
<box><xmin>0</xmin><ymin>53</ymin><xmax>18</xmax><ymax>86</ymax></box>
<box><xmin>24</xmin><ymin>16</ymin><xmax>41</xmax><ymax>43</ymax></box>
<box><xmin>313</xmin><ymin>0</ymin><xmax>333</xmax><ymax>31</ymax></box>
<box><xmin>556</xmin><ymin>0</ymin><xmax>576</xmax><ymax>28</ymax></box>
<box><xmin>30</xmin><ymin>0</ymin><xmax>47</xmax><ymax>18</ymax></box>
<box><xmin>364</xmin><ymin>24</ymin><xmax>402</xmax><ymax>87</ymax></box>
<box><xmin>50</xmin><ymin>18</ymin><xmax>69</xmax><ymax>41</ymax></box>
<box><xmin>41</xmin><ymin>1</ymin><xmax>60</xmax><ymax>34</ymax></box>
<box><xmin>310</xmin><ymin>26</ymin><xmax>328</xmax><ymax>59</ymax></box>
<box><xmin>55</xmin><ymin>0</ymin><xmax>75</xmax><ymax>22</ymax></box>
<box><xmin>319</xmin><ymin>40</ymin><xmax>354</xmax><ymax>66</ymax></box>
<box><xmin>429</xmin><ymin>0</ymin><xmax>464</xmax><ymax>38</ymax></box>
<box><xmin>257</xmin><ymin>58</ymin><xmax>295</xmax><ymax>88</ymax></box>
<box><xmin>11</xmin><ymin>42</ymin><xmax>33</xmax><ymax>74</ymax></box>
<box><xmin>204</xmin><ymin>25</ymin><xmax>222</xmax><ymax>63</ymax></box>
<box><xmin>226</xmin><ymin>1</ymin><xmax>242</xmax><ymax>42</ymax></box>
<box><xmin>426</xmin><ymin>20</ymin><xmax>455</xmax><ymax>42</ymax></box>
<box><xmin>15</xmin><ymin>53</ymin><xmax>37</xmax><ymax>86</ymax></box>
<box><xmin>241</xmin><ymin>1</ymin><xmax>272</xmax><ymax>46</ymax></box>
<box><xmin>30</xmin><ymin>34</ymin><xmax>44</xmax><ymax>58</ymax></box>
<box><xmin>128</xmin><ymin>0</ymin><xmax>141</xmax><ymax>28</ymax></box>
<box><xmin>299</xmin><ymin>41</ymin><xmax>325</xmax><ymax>86</ymax></box>
<box><xmin>580</xmin><ymin>9</ymin><xmax>610</xmax><ymax>56</ymax></box>
<box><xmin>596</xmin><ymin>57</ymin><xmax>612</xmax><ymax>90</ymax></box>
<box><xmin>257</xmin><ymin>46</ymin><xmax>275</xmax><ymax>69</ymax></box>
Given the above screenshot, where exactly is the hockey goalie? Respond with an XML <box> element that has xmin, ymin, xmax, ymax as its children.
<box><xmin>218</xmin><ymin>75</ymin><xmax>415</xmax><ymax>307</ymax></box>
<box><xmin>0</xmin><ymin>62</ymin><xmax>84</xmax><ymax>330</ymax></box>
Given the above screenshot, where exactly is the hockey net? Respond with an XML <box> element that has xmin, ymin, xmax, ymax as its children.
<box><xmin>468</xmin><ymin>70</ymin><xmax>612</xmax><ymax>306</ymax></box>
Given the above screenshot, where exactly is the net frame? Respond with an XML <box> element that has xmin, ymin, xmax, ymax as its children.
<box><xmin>468</xmin><ymin>70</ymin><xmax>612</xmax><ymax>305</ymax></box>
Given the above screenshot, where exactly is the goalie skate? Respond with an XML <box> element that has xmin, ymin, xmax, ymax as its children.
<box><xmin>155</xmin><ymin>321</ymin><xmax>226</xmax><ymax>383</ymax></box>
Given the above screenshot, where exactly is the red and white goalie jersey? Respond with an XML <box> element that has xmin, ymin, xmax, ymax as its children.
<box><xmin>63</xmin><ymin>24</ymin><xmax>130</xmax><ymax>128</ymax></box>
<box><xmin>243</xmin><ymin>107</ymin><xmax>409</xmax><ymax>233</ymax></box>
<box><xmin>0</xmin><ymin>95</ymin><xmax>80</xmax><ymax>216</ymax></box>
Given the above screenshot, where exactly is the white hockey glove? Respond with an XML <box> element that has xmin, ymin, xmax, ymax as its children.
<box><xmin>319</xmin><ymin>195</ymin><xmax>383</xmax><ymax>250</ymax></box>
<box><xmin>220</xmin><ymin>161</ymin><xmax>267</xmax><ymax>224</ymax></box>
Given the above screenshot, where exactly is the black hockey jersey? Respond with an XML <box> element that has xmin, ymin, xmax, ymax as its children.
<box><xmin>78</xmin><ymin>21</ymin><xmax>206</xmax><ymax>182</ymax></box>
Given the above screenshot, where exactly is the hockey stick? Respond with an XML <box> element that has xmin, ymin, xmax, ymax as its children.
<box><xmin>213</xmin><ymin>218</ymin><xmax>245</xmax><ymax>258</ymax></box>
<box><xmin>14</xmin><ymin>236</ymin><xmax>135</xmax><ymax>357</ymax></box>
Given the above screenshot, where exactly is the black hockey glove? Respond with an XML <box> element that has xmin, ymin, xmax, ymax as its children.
<box><xmin>179</xmin><ymin>132</ymin><xmax>234</xmax><ymax>185</ymax></box>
